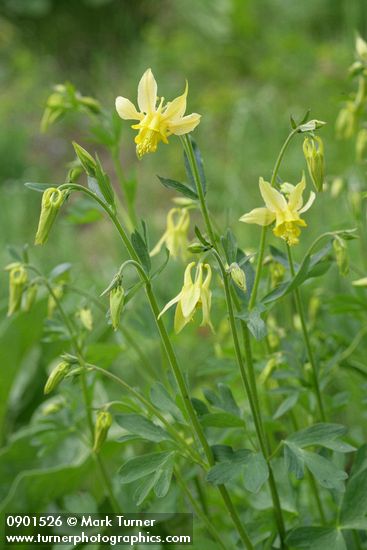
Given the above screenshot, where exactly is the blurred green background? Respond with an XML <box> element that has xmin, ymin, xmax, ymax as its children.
<box><xmin>1</xmin><ymin>0</ymin><xmax>366</xmax><ymax>270</ymax></box>
<box><xmin>1</xmin><ymin>0</ymin><xmax>367</xmax><ymax>537</ymax></box>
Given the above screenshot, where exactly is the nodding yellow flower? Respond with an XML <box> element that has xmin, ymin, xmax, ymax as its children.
<box><xmin>150</xmin><ymin>208</ymin><xmax>190</xmax><ymax>260</ymax></box>
<box><xmin>239</xmin><ymin>174</ymin><xmax>315</xmax><ymax>246</ymax></box>
<box><xmin>158</xmin><ymin>262</ymin><xmax>213</xmax><ymax>333</ymax></box>
<box><xmin>5</xmin><ymin>262</ymin><xmax>28</xmax><ymax>317</ymax></box>
<box><xmin>115</xmin><ymin>68</ymin><xmax>201</xmax><ymax>158</ymax></box>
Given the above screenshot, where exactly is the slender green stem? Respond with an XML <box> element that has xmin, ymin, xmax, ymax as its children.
<box><xmin>286</xmin><ymin>245</ymin><xmax>326</xmax><ymax>421</ymax></box>
<box><xmin>249</xmin><ymin>128</ymin><xmax>299</xmax><ymax>309</ymax></box>
<box><xmin>175</xmin><ymin>469</ymin><xmax>230</xmax><ymax>550</ymax></box>
<box><xmin>86</xmin><ymin>362</ymin><xmax>205</xmax><ymax>468</ymax></box>
<box><xmin>65</xmin><ymin>284</ymin><xmax>154</xmax><ymax>378</ymax></box>
<box><xmin>60</xmin><ymin>183</ymin><xmax>254</xmax><ymax>549</ymax></box>
<box><xmin>181</xmin><ymin>136</ymin><xmax>216</xmax><ymax>244</ymax></box>
<box><xmin>182</xmin><ymin>138</ymin><xmax>286</xmax><ymax>547</ymax></box>
<box><xmin>111</xmin><ymin>147</ymin><xmax>138</xmax><ymax>230</ymax></box>
<box><xmin>308</xmin><ymin>470</ymin><xmax>326</xmax><ymax>525</ymax></box>
<box><xmin>213</xmin><ymin>251</ymin><xmax>286</xmax><ymax>546</ymax></box>
<box><xmin>28</xmin><ymin>268</ymin><xmax>121</xmax><ymax>513</ymax></box>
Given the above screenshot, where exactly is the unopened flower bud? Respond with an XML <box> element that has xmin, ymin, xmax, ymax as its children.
<box><xmin>298</xmin><ymin>119</ymin><xmax>326</xmax><ymax>133</ymax></box>
<box><xmin>356</xmin><ymin>128</ymin><xmax>367</xmax><ymax>162</ymax></box>
<box><xmin>187</xmin><ymin>242</ymin><xmax>208</xmax><ymax>254</ymax></box>
<box><xmin>228</xmin><ymin>263</ymin><xmax>246</xmax><ymax>291</ymax></box>
<box><xmin>333</xmin><ymin>237</ymin><xmax>349</xmax><ymax>277</ymax></box>
<box><xmin>23</xmin><ymin>283</ymin><xmax>38</xmax><ymax>312</ymax></box>
<box><xmin>93</xmin><ymin>410</ymin><xmax>113</xmax><ymax>453</ymax></box>
<box><xmin>48</xmin><ymin>284</ymin><xmax>64</xmax><ymax>318</ymax></box>
<box><xmin>79</xmin><ymin>96</ymin><xmax>101</xmax><ymax>114</ymax></box>
<box><xmin>35</xmin><ymin>187</ymin><xmax>67</xmax><ymax>245</ymax></box>
<box><xmin>72</xmin><ymin>142</ymin><xmax>96</xmax><ymax>176</ymax></box>
<box><xmin>110</xmin><ymin>285</ymin><xmax>124</xmax><ymax>330</ymax></box>
<box><xmin>6</xmin><ymin>263</ymin><xmax>28</xmax><ymax>316</ymax></box>
<box><xmin>303</xmin><ymin>136</ymin><xmax>325</xmax><ymax>192</ymax></box>
<box><xmin>44</xmin><ymin>361</ymin><xmax>71</xmax><ymax>394</ymax></box>
<box><xmin>330</xmin><ymin>177</ymin><xmax>344</xmax><ymax>198</ymax></box>
<box><xmin>356</xmin><ymin>36</ymin><xmax>367</xmax><ymax>63</ymax></box>
<box><xmin>77</xmin><ymin>307</ymin><xmax>93</xmax><ymax>331</ymax></box>
<box><xmin>336</xmin><ymin>104</ymin><xmax>357</xmax><ymax>139</ymax></box>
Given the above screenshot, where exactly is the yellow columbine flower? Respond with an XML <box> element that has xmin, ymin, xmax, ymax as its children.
<box><xmin>115</xmin><ymin>68</ymin><xmax>201</xmax><ymax>158</ymax></box>
<box><xmin>158</xmin><ymin>262</ymin><xmax>213</xmax><ymax>333</ymax></box>
<box><xmin>239</xmin><ymin>174</ymin><xmax>315</xmax><ymax>246</ymax></box>
<box><xmin>150</xmin><ymin>208</ymin><xmax>190</xmax><ymax>260</ymax></box>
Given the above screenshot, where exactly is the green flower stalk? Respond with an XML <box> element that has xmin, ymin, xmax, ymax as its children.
<box><xmin>93</xmin><ymin>410</ymin><xmax>113</xmax><ymax>453</ymax></box>
<box><xmin>109</xmin><ymin>285</ymin><xmax>125</xmax><ymax>330</ymax></box>
<box><xmin>44</xmin><ymin>361</ymin><xmax>71</xmax><ymax>394</ymax></box>
<box><xmin>303</xmin><ymin>136</ymin><xmax>325</xmax><ymax>191</ymax></box>
<box><xmin>35</xmin><ymin>187</ymin><xmax>67</xmax><ymax>245</ymax></box>
<box><xmin>6</xmin><ymin>263</ymin><xmax>28</xmax><ymax>316</ymax></box>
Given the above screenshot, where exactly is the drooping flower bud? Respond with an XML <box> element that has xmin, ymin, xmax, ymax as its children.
<box><xmin>333</xmin><ymin>237</ymin><xmax>349</xmax><ymax>277</ymax></box>
<box><xmin>5</xmin><ymin>263</ymin><xmax>28</xmax><ymax>317</ymax></box>
<box><xmin>356</xmin><ymin>128</ymin><xmax>367</xmax><ymax>162</ymax></box>
<box><xmin>35</xmin><ymin>187</ymin><xmax>67</xmax><ymax>245</ymax></box>
<box><xmin>77</xmin><ymin>307</ymin><xmax>93</xmax><ymax>331</ymax></box>
<box><xmin>44</xmin><ymin>361</ymin><xmax>71</xmax><ymax>395</ymax></box>
<box><xmin>23</xmin><ymin>283</ymin><xmax>38</xmax><ymax>312</ymax></box>
<box><xmin>228</xmin><ymin>263</ymin><xmax>247</xmax><ymax>292</ymax></box>
<box><xmin>93</xmin><ymin>410</ymin><xmax>113</xmax><ymax>453</ymax></box>
<box><xmin>109</xmin><ymin>285</ymin><xmax>124</xmax><ymax>330</ymax></box>
<box><xmin>48</xmin><ymin>284</ymin><xmax>64</xmax><ymax>318</ymax></box>
<box><xmin>356</xmin><ymin>36</ymin><xmax>367</xmax><ymax>63</ymax></box>
<box><xmin>336</xmin><ymin>103</ymin><xmax>357</xmax><ymax>139</ymax></box>
<box><xmin>303</xmin><ymin>136</ymin><xmax>325</xmax><ymax>192</ymax></box>
<box><xmin>330</xmin><ymin>177</ymin><xmax>344</xmax><ymax>198</ymax></box>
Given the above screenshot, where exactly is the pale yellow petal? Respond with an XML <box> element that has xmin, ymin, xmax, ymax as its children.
<box><xmin>163</xmin><ymin>81</ymin><xmax>188</xmax><ymax>121</ymax></box>
<box><xmin>158</xmin><ymin>292</ymin><xmax>182</xmax><ymax>319</ymax></box>
<box><xmin>239</xmin><ymin>207</ymin><xmax>276</xmax><ymax>226</ymax></box>
<box><xmin>115</xmin><ymin>97</ymin><xmax>142</xmax><ymax>120</ymax></box>
<box><xmin>174</xmin><ymin>301</ymin><xmax>192</xmax><ymax>333</ymax></box>
<box><xmin>150</xmin><ymin>232</ymin><xmax>167</xmax><ymax>257</ymax></box>
<box><xmin>288</xmin><ymin>173</ymin><xmax>306</xmax><ymax>211</ymax></box>
<box><xmin>137</xmin><ymin>68</ymin><xmax>157</xmax><ymax>113</ymax></box>
<box><xmin>168</xmin><ymin>113</ymin><xmax>201</xmax><ymax>136</ymax></box>
<box><xmin>259</xmin><ymin>178</ymin><xmax>287</xmax><ymax>212</ymax></box>
<box><xmin>180</xmin><ymin>284</ymin><xmax>201</xmax><ymax>318</ymax></box>
<box><xmin>352</xmin><ymin>277</ymin><xmax>367</xmax><ymax>286</ymax></box>
<box><xmin>200</xmin><ymin>287</ymin><xmax>213</xmax><ymax>330</ymax></box>
<box><xmin>298</xmin><ymin>191</ymin><xmax>316</xmax><ymax>214</ymax></box>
